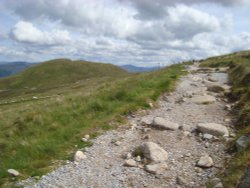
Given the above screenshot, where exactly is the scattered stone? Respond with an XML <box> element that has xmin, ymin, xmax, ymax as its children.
<box><xmin>197</xmin><ymin>154</ymin><xmax>214</xmax><ymax>168</ymax></box>
<box><xmin>208</xmin><ymin>77</ymin><xmax>218</xmax><ymax>82</ymax></box>
<box><xmin>207</xmin><ymin>85</ymin><xmax>225</xmax><ymax>93</ymax></box>
<box><xmin>203</xmin><ymin>133</ymin><xmax>213</xmax><ymax>140</ymax></box>
<box><xmin>195</xmin><ymin>167</ymin><xmax>203</xmax><ymax>173</ymax></box>
<box><xmin>211</xmin><ymin>178</ymin><xmax>223</xmax><ymax>188</ymax></box>
<box><xmin>224</xmin><ymin>118</ymin><xmax>231</xmax><ymax>123</ymax></box>
<box><xmin>145</xmin><ymin>162</ymin><xmax>168</xmax><ymax>174</ymax></box>
<box><xmin>74</xmin><ymin>151</ymin><xmax>87</xmax><ymax>162</ymax></box>
<box><xmin>180</xmin><ymin>124</ymin><xmax>195</xmax><ymax>132</ymax></box>
<box><xmin>149</xmin><ymin>102</ymin><xmax>154</xmax><ymax>108</ymax></box>
<box><xmin>7</xmin><ymin>169</ymin><xmax>20</xmax><ymax>177</ymax></box>
<box><xmin>126</xmin><ymin>153</ymin><xmax>132</xmax><ymax>159</ymax></box>
<box><xmin>176</xmin><ymin>176</ymin><xmax>188</xmax><ymax>186</ymax></box>
<box><xmin>183</xmin><ymin>131</ymin><xmax>191</xmax><ymax>137</ymax></box>
<box><xmin>114</xmin><ymin>141</ymin><xmax>121</xmax><ymax>146</ymax></box>
<box><xmin>81</xmin><ymin>138</ymin><xmax>88</xmax><ymax>142</ymax></box>
<box><xmin>224</xmin><ymin>104</ymin><xmax>232</xmax><ymax>111</ymax></box>
<box><xmin>137</xmin><ymin>142</ymin><xmax>168</xmax><ymax>163</ymax></box>
<box><xmin>191</xmin><ymin>95</ymin><xmax>216</xmax><ymax>104</ymax></box>
<box><xmin>142</xmin><ymin>134</ymin><xmax>150</xmax><ymax>139</ymax></box>
<box><xmin>135</xmin><ymin>155</ymin><xmax>142</xmax><ymax>162</ymax></box>
<box><xmin>236</xmin><ymin>135</ymin><xmax>250</xmax><ymax>152</ymax></box>
<box><xmin>205</xmin><ymin>142</ymin><xmax>210</xmax><ymax>148</ymax></box>
<box><xmin>143</xmin><ymin>128</ymin><xmax>151</xmax><ymax>133</ymax></box>
<box><xmin>153</xmin><ymin>117</ymin><xmax>179</xmax><ymax>130</ymax></box>
<box><xmin>124</xmin><ymin>159</ymin><xmax>137</xmax><ymax>167</ymax></box>
<box><xmin>197</xmin><ymin>123</ymin><xmax>229</xmax><ymax>137</ymax></box>
<box><xmin>140</xmin><ymin>116</ymin><xmax>153</xmax><ymax>125</ymax></box>
<box><xmin>84</xmin><ymin>134</ymin><xmax>90</xmax><ymax>140</ymax></box>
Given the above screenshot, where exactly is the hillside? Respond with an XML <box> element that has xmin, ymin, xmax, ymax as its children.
<box><xmin>0</xmin><ymin>59</ymin><xmax>130</xmax><ymax>100</ymax></box>
<box><xmin>0</xmin><ymin>59</ymin><xmax>129</xmax><ymax>89</ymax></box>
<box><xmin>0</xmin><ymin>62</ymin><xmax>33</xmax><ymax>78</ymax></box>
<box><xmin>120</xmin><ymin>64</ymin><xmax>158</xmax><ymax>72</ymax></box>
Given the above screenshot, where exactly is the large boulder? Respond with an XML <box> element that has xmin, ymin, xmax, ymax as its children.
<box><xmin>197</xmin><ymin>123</ymin><xmax>229</xmax><ymax>137</ymax></box>
<box><xmin>191</xmin><ymin>95</ymin><xmax>216</xmax><ymax>104</ymax></box>
<box><xmin>137</xmin><ymin>142</ymin><xmax>168</xmax><ymax>163</ymax></box>
<box><xmin>153</xmin><ymin>117</ymin><xmax>179</xmax><ymax>130</ymax></box>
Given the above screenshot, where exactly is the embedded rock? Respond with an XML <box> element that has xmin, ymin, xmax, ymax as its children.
<box><xmin>137</xmin><ymin>142</ymin><xmax>168</xmax><ymax>163</ymax></box>
<box><xmin>197</xmin><ymin>123</ymin><xmax>229</xmax><ymax>137</ymax></box>
<box><xmin>197</xmin><ymin>154</ymin><xmax>214</xmax><ymax>168</ymax></box>
<box><xmin>145</xmin><ymin>162</ymin><xmax>168</xmax><ymax>174</ymax></box>
<box><xmin>74</xmin><ymin>151</ymin><xmax>87</xmax><ymax>162</ymax></box>
<box><xmin>191</xmin><ymin>95</ymin><xmax>216</xmax><ymax>104</ymax></box>
<box><xmin>153</xmin><ymin>117</ymin><xmax>179</xmax><ymax>130</ymax></box>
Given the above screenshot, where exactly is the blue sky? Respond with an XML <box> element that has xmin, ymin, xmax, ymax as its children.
<box><xmin>0</xmin><ymin>0</ymin><xmax>250</xmax><ymax>66</ymax></box>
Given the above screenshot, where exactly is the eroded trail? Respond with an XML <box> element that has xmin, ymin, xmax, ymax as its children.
<box><xmin>24</xmin><ymin>64</ymin><xmax>234</xmax><ymax>188</ymax></box>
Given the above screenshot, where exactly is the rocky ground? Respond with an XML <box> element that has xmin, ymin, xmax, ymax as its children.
<box><xmin>20</xmin><ymin>64</ymin><xmax>235</xmax><ymax>188</ymax></box>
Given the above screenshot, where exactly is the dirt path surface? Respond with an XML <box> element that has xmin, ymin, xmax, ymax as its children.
<box><xmin>23</xmin><ymin>64</ymin><xmax>234</xmax><ymax>188</ymax></box>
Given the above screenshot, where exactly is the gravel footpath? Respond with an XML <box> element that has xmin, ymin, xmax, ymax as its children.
<box><xmin>21</xmin><ymin>64</ymin><xmax>234</xmax><ymax>188</ymax></box>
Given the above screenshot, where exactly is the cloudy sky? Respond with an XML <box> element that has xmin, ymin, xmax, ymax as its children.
<box><xmin>0</xmin><ymin>0</ymin><xmax>250</xmax><ymax>66</ymax></box>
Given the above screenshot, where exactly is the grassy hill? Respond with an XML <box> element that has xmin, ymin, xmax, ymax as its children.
<box><xmin>0</xmin><ymin>59</ymin><xmax>130</xmax><ymax>100</ymax></box>
<box><xmin>0</xmin><ymin>59</ymin><xmax>185</xmax><ymax>187</ymax></box>
<box><xmin>200</xmin><ymin>50</ymin><xmax>250</xmax><ymax>187</ymax></box>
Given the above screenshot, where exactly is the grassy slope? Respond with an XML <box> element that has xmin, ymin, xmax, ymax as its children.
<box><xmin>0</xmin><ymin>59</ymin><xmax>129</xmax><ymax>100</ymax></box>
<box><xmin>200</xmin><ymin>51</ymin><xmax>250</xmax><ymax>187</ymax></box>
<box><xmin>0</xmin><ymin>61</ymin><xmax>185</xmax><ymax>187</ymax></box>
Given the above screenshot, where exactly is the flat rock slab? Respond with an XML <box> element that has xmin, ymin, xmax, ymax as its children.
<box><xmin>197</xmin><ymin>123</ymin><xmax>229</xmax><ymax>137</ymax></box>
<box><xmin>153</xmin><ymin>117</ymin><xmax>179</xmax><ymax>130</ymax></box>
<box><xmin>191</xmin><ymin>95</ymin><xmax>216</xmax><ymax>104</ymax></box>
<box><xmin>145</xmin><ymin>162</ymin><xmax>168</xmax><ymax>174</ymax></box>
<box><xmin>137</xmin><ymin>142</ymin><xmax>168</xmax><ymax>163</ymax></box>
<box><xmin>7</xmin><ymin>169</ymin><xmax>20</xmax><ymax>177</ymax></box>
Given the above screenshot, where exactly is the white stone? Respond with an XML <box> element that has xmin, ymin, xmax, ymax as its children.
<box><xmin>203</xmin><ymin>133</ymin><xmax>213</xmax><ymax>140</ymax></box>
<box><xmin>74</xmin><ymin>151</ymin><xmax>87</xmax><ymax>162</ymax></box>
<box><xmin>114</xmin><ymin>141</ymin><xmax>121</xmax><ymax>146</ymax></box>
<box><xmin>126</xmin><ymin>153</ymin><xmax>132</xmax><ymax>159</ymax></box>
<box><xmin>197</xmin><ymin>123</ymin><xmax>229</xmax><ymax>137</ymax></box>
<box><xmin>135</xmin><ymin>155</ymin><xmax>142</xmax><ymax>162</ymax></box>
<box><xmin>81</xmin><ymin>138</ymin><xmax>88</xmax><ymax>142</ymax></box>
<box><xmin>124</xmin><ymin>159</ymin><xmax>137</xmax><ymax>167</ymax></box>
<box><xmin>197</xmin><ymin>154</ymin><xmax>214</xmax><ymax>168</ymax></box>
<box><xmin>138</xmin><ymin>142</ymin><xmax>168</xmax><ymax>163</ymax></box>
<box><xmin>7</xmin><ymin>169</ymin><xmax>20</xmax><ymax>177</ymax></box>
<box><xmin>153</xmin><ymin>117</ymin><xmax>179</xmax><ymax>130</ymax></box>
<box><xmin>84</xmin><ymin>134</ymin><xmax>90</xmax><ymax>140</ymax></box>
<box><xmin>191</xmin><ymin>95</ymin><xmax>216</xmax><ymax>104</ymax></box>
<box><xmin>145</xmin><ymin>162</ymin><xmax>168</xmax><ymax>174</ymax></box>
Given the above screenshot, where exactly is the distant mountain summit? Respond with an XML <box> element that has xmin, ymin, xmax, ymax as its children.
<box><xmin>0</xmin><ymin>61</ymin><xmax>34</xmax><ymax>78</ymax></box>
<box><xmin>120</xmin><ymin>64</ymin><xmax>158</xmax><ymax>72</ymax></box>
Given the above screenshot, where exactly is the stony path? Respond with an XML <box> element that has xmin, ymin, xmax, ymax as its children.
<box><xmin>22</xmin><ymin>64</ymin><xmax>234</xmax><ymax>188</ymax></box>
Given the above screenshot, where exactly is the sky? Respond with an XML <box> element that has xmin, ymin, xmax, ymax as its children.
<box><xmin>0</xmin><ymin>0</ymin><xmax>250</xmax><ymax>67</ymax></box>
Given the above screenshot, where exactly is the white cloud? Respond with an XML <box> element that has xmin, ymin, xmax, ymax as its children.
<box><xmin>11</xmin><ymin>21</ymin><xmax>71</xmax><ymax>45</ymax></box>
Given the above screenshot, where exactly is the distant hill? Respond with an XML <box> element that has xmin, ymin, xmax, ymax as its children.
<box><xmin>0</xmin><ymin>61</ymin><xmax>34</xmax><ymax>78</ymax></box>
<box><xmin>120</xmin><ymin>64</ymin><xmax>158</xmax><ymax>72</ymax></box>
<box><xmin>0</xmin><ymin>59</ymin><xmax>129</xmax><ymax>90</ymax></box>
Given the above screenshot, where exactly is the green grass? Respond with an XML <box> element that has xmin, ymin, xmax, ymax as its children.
<box><xmin>0</xmin><ymin>62</ymin><xmax>185</xmax><ymax>187</ymax></box>
<box><xmin>200</xmin><ymin>50</ymin><xmax>250</xmax><ymax>187</ymax></box>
